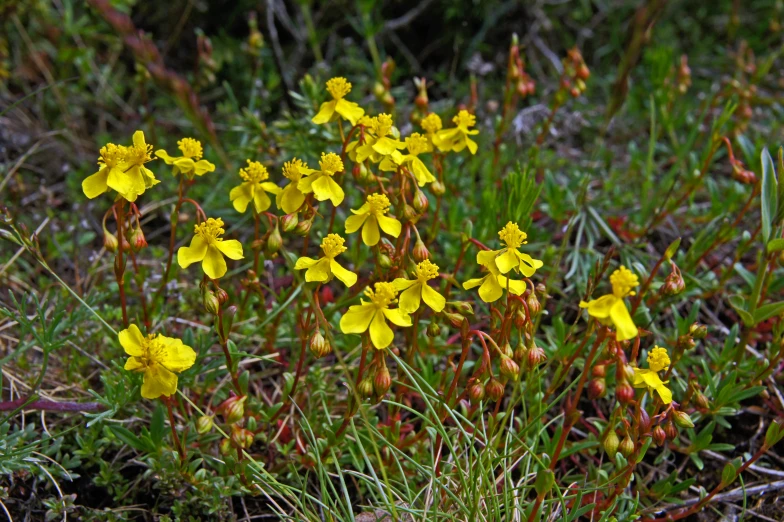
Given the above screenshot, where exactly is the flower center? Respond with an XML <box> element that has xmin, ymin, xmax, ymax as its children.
<box><xmin>498</xmin><ymin>221</ymin><xmax>527</xmax><ymax>249</ymax></box>
<box><xmin>415</xmin><ymin>260</ymin><xmax>439</xmax><ymax>281</ymax></box>
<box><xmin>366</xmin><ymin>282</ymin><xmax>398</xmax><ymax>308</ymax></box>
<box><xmin>178</xmin><ymin>137</ymin><xmax>203</xmax><ymax>159</ymax></box>
<box><xmin>326</xmin><ymin>77</ymin><xmax>352</xmax><ymax>99</ymax></box>
<box><xmin>405</xmin><ymin>133</ymin><xmax>429</xmax><ymax>156</ymax></box>
<box><xmin>194</xmin><ymin>218</ymin><xmax>225</xmax><ymax>243</ymax></box>
<box><xmin>321</xmin><ymin>233</ymin><xmax>347</xmax><ymax>258</ymax></box>
<box><xmin>239</xmin><ymin>160</ymin><xmax>269</xmax><ymax>183</ymax></box>
<box><xmin>366</xmin><ymin>193</ymin><xmax>391</xmax><ymax>215</ymax></box>
<box><xmin>453</xmin><ymin>110</ymin><xmax>476</xmax><ymax>129</ymax></box>
<box><xmin>319</xmin><ymin>153</ymin><xmax>344</xmax><ymax>176</ymax></box>
<box><xmin>99</xmin><ymin>143</ymin><xmax>127</xmax><ymax>168</ymax></box>
<box><xmin>375</xmin><ymin>113</ymin><xmax>394</xmax><ymax>137</ymax></box>
<box><xmin>125</xmin><ymin>141</ymin><xmax>152</xmax><ymax>166</ymax></box>
<box><xmin>647</xmin><ymin>346</ymin><xmax>671</xmax><ymax>372</ymax></box>
<box><xmin>283</xmin><ymin>158</ymin><xmax>307</xmax><ymax>181</ymax></box>
<box><xmin>421</xmin><ymin>113</ymin><xmax>442</xmax><ymax>134</ymax></box>
<box><xmin>610</xmin><ymin>266</ymin><xmax>639</xmax><ymax>298</ymax></box>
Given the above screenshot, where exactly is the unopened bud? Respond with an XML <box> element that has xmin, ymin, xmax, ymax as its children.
<box><xmin>622</xmin><ymin>364</ymin><xmax>636</xmax><ymax>384</ymax></box>
<box><xmin>653</xmin><ymin>426</ymin><xmax>667</xmax><ymax>446</ymax></box>
<box><xmin>219</xmin><ymin>438</ymin><xmax>233</xmax><ymax>456</ymax></box>
<box><xmin>664</xmin><ymin>421</ymin><xmax>678</xmax><ymax>440</ymax></box>
<box><xmin>215</xmin><ymin>288</ymin><xmax>229</xmax><ymax>304</ymax></box>
<box><xmin>500</xmin><ymin>355</ymin><xmax>520</xmax><ymax>381</ymax></box>
<box><xmin>662</xmin><ymin>270</ymin><xmax>685</xmax><ymax>296</ymax></box>
<box><xmin>426</xmin><ymin>321</ymin><xmax>440</xmax><ymax>337</ymax></box>
<box><xmin>619</xmin><ymin>435</ymin><xmax>635</xmax><ymax>457</ymax></box>
<box><xmin>514</xmin><ymin>309</ymin><xmax>526</xmax><ymax>329</ymax></box>
<box><xmin>526</xmin><ymin>293</ymin><xmax>541</xmax><ymax>316</ymax></box>
<box><xmin>430</xmin><ymin>179</ymin><xmax>446</xmax><ymax>196</ymax></box>
<box><xmin>695</xmin><ymin>391</ymin><xmax>709</xmax><ymax>410</ymax></box>
<box><xmin>203</xmin><ymin>290</ymin><xmax>220</xmax><ymax>315</ymax></box>
<box><xmin>412</xmin><ymin>189</ymin><xmax>429</xmax><ymax>213</ymax></box>
<box><xmin>266</xmin><ymin>225</ymin><xmax>283</xmax><ymax>254</ymax></box>
<box><xmin>403</xmin><ymin>204</ymin><xmax>418</xmax><ymax>222</ymax></box>
<box><xmin>638</xmin><ymin>407</ymin><xmax>651</xmax><ymax>434</ymax></box>
<box><xmin>374</xmin><ymin>366</ymin><xmax>392</xmax><ymax>396</ymax></box>
<box><xmin>443</xmin><ymin>311</ymin><xmax>465</xmax><ymax>329</ymax></box>
<box><xmin>468</xmin><ymin>381</ymin><xmax>486</xmax><ymax>403</ymax></box>
<box><xmin>616</xmin><ymin>383</ymin><xmax>635</xmax><ymax>405</ymax></box>
<box><xmin>220</xmin><ymin>395</ymin><xmax>246</xmax><ymax>424</ymax></box>
<box><xmin>104</xmin><ymin>229</ymin><xmax>119</xmax><ymax>252</ymax></box>
<box><xmin>128</xmin><ymin>226</ymin><xmax>147</xmax><ymax>252</ymax></box>
<box><xmin>377</xmin><ymin>253</ymin><xmax>392</xmax><ymax>268</ymax></box>
<box><xmin>677</xmin><ymin>334</ymin><xmax>696</xmax><ymax>351</ymax></box>
<box><xmin>294</xmin><ymin>218</ymin><xmax>313</xmax><ymax>237</ymax></box>
<box><xmin>486</xmin><ymin>378</ymin><xmax>505</xmax><ymax>402</ymax></box>
<box><xmin>603</xmin><ymin>430</ymin><xmax>619</xmax><ymax>457</ymax></box>
<box><xmin>452</xmin><ymin>301</ymin><xmax>474</xmax><ymax>316</ymax></box>
<box><xmin>280</xmin><ymin>213</ymin><xmax>298</xmax><ymax>233</ymax></box>
<box><xmin>577</xmin><ymin>64</ymin><xmax>590</xmax><ymax>80</ymax></box>
<box><xmin>231</xmin><ymin>425</ymin><xmax>253</xmax><ymax>449</ymax></box>
<box><xmin>689</xmin><ymin>323</ymin><xmax>707</xmax><ymax>340</ymax></box>
<box><xmin>196</xmin><ymin>415</ymin><xmax>214</xmax><ymax>434</ymax></box>
<box><xmin>673</xmin><ymin>411</ymin><xmax>695</xmax><ymax>429</ymax></box>
<box><xmin>587</xmin><ymin>378</ymin><xmax>606</xmax><ymax>399</ymax></box>
<box><xmin>592</xmin><ymin>364</ymin><xmax>606</xmax><ymax>378</ymax></box>
<box><xmin>310</xmin><ymin>331</ymin><xmax>331</xmax><ymax>358</ymax></box>
<box><xmin>412</xmin><ymin>238</ymin><xmax>430</xmax><ymax>262</ymax></box>
<box><xmin>358</xmin><ymin>377</ymin><xmax>374</xmax><ymax>398</ymax></box>
<box><xmin>527</xmin><ymin>345</ymin><xmax>546</xmax><ymax>369</ymax></box>
<box><xmin>501</xmin><ymin>343</ymin><xmax>514</xmax><ymax>358</ymax></box>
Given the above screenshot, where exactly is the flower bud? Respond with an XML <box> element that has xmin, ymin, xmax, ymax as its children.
<box><xmin>231</xmin><ymin>425</ymin><xmax>254</xmax><ymax>449</ymax></box>
<box><xmin>577</xmin><ymin>64</ymin><xmax>590</xmax><ymax>80</ymax></box>
<box><xmin>673</xmin><ymin>411</ymin><xmax>695</xmax><ymax>429</ymax></box>
<box><xmin>280</xmin><ymin>213</ymin><xmax>298</xmax><ymax>233</ymax></box>
<box><xmin>513</xmin><ymin>309</ymin><xmax>526</xmax><ymax>329</ymax></box>
<box><xmin>215</xmin><ymin>288</ymin><xmax>229</xmax><ymax>304</ymax></box>
<box><xmin>664</xmin><ymin>421</ymin><xmax>678</xmax><ymax>440</ymax></box>
<box><xmin>196</xmin><ymin>415</ymin><xmax>214</xmax><ymax>434</ymax></box>
<box><xmin>526</xmin><ymin>345</ymin><xmax>546</xmax><ymax>369</ymax></box>
<box><xmin>501</xmin><ymin>343</ymin><xmax>514</xmax><ymax>358</ymax></box>
<box><xmin>128</xmin><ymin>226</ymin><xmax>147</xmax><ymax>252</ymax></box>
<box><xmin>603</xmin><ymin>430</ymin><xmax>619</xmax><ymax>457</ymax></box>
<box><xmin>486</xmin><ymin>378</ymin><xmax>505</xmax><ymax>402</ymax></box>
<box><xmin>513</xmin><ymin>343</ymin><xmax>527</xmax><ymax>363</ymax></box>
<box><xmin>310</xmin><ymin>331</ymin><xmax>331</xmax><ymax>358</ymax></box>
<box><xmin>661</xmin><ymin>270</ymin><xmax>685</xmax><ymax>296</ymax></box>
<box><xmin>266</xmin><ymin>225</ymin><xmax>283</xmax><ymax>255</ymax></box>
<box><xmin>587</xmin><ymin>378</ymin><xmax>606</xmax><ymax>400</ymax></box>
<box><xmin>653</xmin><ymin>426</ymin><xmax>666</xmax><ymax>446</ymax></box>
<box><xmin>430</xmin><ymin>179</ymin><xmax>446</xmax><ymax>196</ymax></box>
<box><xmin>403</xmin><ymin>204</ymin><xmax>418</xmax><ymax>222</ymax></box>
<box><xmin>374</xmin><ymin>366</ymin><xmax>392</xmax><ymax>396</ymax></box>
<box><xmin>452</xmin><ymin>301</ymin><xmax>474</xmax><ymax>316</ymax></box>
<box><xmin>220</xmin><ymin>395</ymin><xmax>246</xmax><ymax>424</ymax></box>
<box><xmin>622</xmin><ymin>364</ymin><xmax>636</xmax><ymax>384</ymax></box>
<box><xmin>377</xmin><ymin>253</ymin><xmax>392</xmax><ymax>269</ymax></box>
<box><xmin>412</xmin><ymin>189</ymin><xmax>429</xmax><ymax>213</ymax></box>
<box><xmin>468</xmin><ymin>380</ymin><xmax>486</xmax><ymax>403</ymax></box>
<box><xmin>358</xmin><ymin>377</ymin><xmax>374</xmax><ymax>398</ymax></box>
<box><xmin>677</xmin><ymin>334</ymin><xmax>696</xmax><ymax>351</ymax></box>
<box><xmin>500</xmin><ymin>355</ymin><xmax>520</xmax><ymax>381</ymax></box>
<box><xmin>592</xmin><ymin>364</ymin><xmax>606</xmax><ymax>378</ymax></box>
<box><xmin>616</xmin><ymin>383</ymin><xmax>635</xmax><ymax>405</ymax></box>
<box><xmin>638</xmin><ymin>407</ymin><xmax>651</xmax><ymax>434</ymax></box>
<box><xmin>526</xmin><ymin>293</ymin><xmax>541</xmax><ymax>316</ymax></box>
<box><xmin>219</xmin><ymin>438</ymin><xmax>233</xmax><ymax>456</ymax></box>
<box><xmin>203</xmin><ymin>290</ymin><xmax>220</xmax><ymax>315</ymax></box>
<box><xmin>619</xmin><ymin>435</ymin><xmax>634</xmax><ymax>457</ymax></box>
<box><xmin>695</xmin><ymin>391</ymin><xmax>709</xmax><ymax>410</ymax></box>
<box><xmin>103</xmin><ymin>229</ymin><xmax>119</xmax><ymax>252</ymax></box>
<box><xmin>412</xmin><ymin>238</ymin><xmax>430</xmax><ymax>262</ymax></box>
<box><xmin>689</xmin><ymin>322</ymin><xmax>707</xmax><ymax>340</ymax></box>
<box><xmin>294</xmin><ymin>218</ymin><xmax>313</xmax><ymax>237</ymax></box>
<box><xmin>426</xmin><ymin>321</ymin><xmax>440</xmax><ymax>337</ymax></box>
<box><xmin>443</xmin><ymin>311</ymin><xmax>465</xmax><ymax>329</ymax></box>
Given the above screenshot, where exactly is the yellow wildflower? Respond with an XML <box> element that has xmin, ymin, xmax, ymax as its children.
<box><xmin>345</xmin><ymin>193</ymin><xmax>402</xmax><ymax>246</ymax></box>
<box><xmin>294</xmin><ymin>234</ymin><xmax>357</xmax><ymax>287</ymax></box>
<box><xmin>120</xmin><ymin>324</ymin><xmax>196</xmax><ymax>399</ymax></box>
<box><xmin>489</xmin><ymin>222</ymin><xmax>544</xmax><ymax>276</ymax></box>
<box><xmin>312</xmin><ymin>77</ymin><xmax>365</xmax><ymax>126</ymax></box>
<box><xmin>463</xmin><ymin>250</ymin><xmax>527</xmax><ymax>303</ymax></box>
<box><xmin>82</xmin><ymin>131</ymin><xmax>159</xmax><ymax>202</ymax></box>
<box><xmin>579</xmin><ymin>266</ymin><xmax>639</xmax><ymax>341</ymax></box>
<box><xmin>297</xmin><ymin>152</ymin><xmax>345</xmax><ymax>206</ymax></box>
<box><xmin>154</xmin><ymin>137</ymin><xmax>215</xmax><ymax>179</ymax></box>
<box><xmin>340</xmin><ymin>282</ymin><xmax>412</xmax><ymax>349</ymax></box>
<box><xmin>276</xmin><ymin>158</ymin><xmax>314</xmax><ymax>214</ymax></box>
<box><xmin>370</xmin><ymin>113</ymin><xmax>405</xmax><ymax>156</ymax></box>
<box><xmin>434</xmin><ymin>110</ymin><xmax>479</xmax><ymax>154</ymax></box>
<box><xmin>229</xmin><ymin>160</ymin><xmax>282</xmax><ymax>214</ymax></box>
<box><xmin>633</xmin><ymin>346</ymin><xmax>673</xmax><ymax>404</ymax></box>
<box><xmin>379</xmin><ymin>133</ymin><xmax>436</xmax><ymax>186</ymax></box>
<box><xmin>393</xmin><ymin>260</ymin><xmax>446</xmax><ymax>313</ymax></box>
<box><xmin>177</xmin><ymin>217</ymin><xmax>244</xmax><ymax>279</ymax></box>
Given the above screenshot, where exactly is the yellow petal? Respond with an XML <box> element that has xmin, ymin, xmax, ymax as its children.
<box><xmin>297</xmin><ymin>174</ymin><xmax>316</xmax><ymax>194</ymax></box>
<box><xmin>230</xmin><ymin>183</ymin><xmax>254</xmax><ymax>213</ymax></box>
<box><xmin>107</xmin><ymin>166</ymin><xmax>145</xmax><ymax>202</ymax></box>
<box><xmin>305</xmin><ymin>258</ymin><xmax>331</xmax><ymax>282</ymax></box>
<box><xmin>361</xmin><ymin>215</ymin><xmax>381</xmax><ymax>246</ymax></box>
<box><xmin>478</xmin><ymin>275</ymin><xmax>503</xmax><ymax>303</ymax></box>
<box><xmin>202</xmin><ymin>245</ymin><xmax>228</xmax><ymax>279</ymax></box>
<box><xmin>124</xmin><ymin>357</ymin><xmax>144</xmax><ymax>371</ymax></box>
<box><xmin>118</xmin><ymin>324</ymin><xmax>145</xmax><ymax>356</ymax></box>
<box><xmin>392</xmin><ymin>278</ymin><xmax>416</xmax><ymax>292</ymax></box>
<box><xmin>376</xmin><ymin>214</ymin><xmax>402</xmax><ymax>238</ymax></box>
<box><xmin>463</xmin><ymin>277</ymin><xmax>483</xmax><ymax>290</ymax></box>
<box><xmin>495</xmin><ymin>249</ymin><xmax>519</xmax><ymax>274</ymax></box>
<box><xmin>476</xmin><ymin>250</ymin><xmax>498</xmax><ymax>268</ymax></box>
<box><xmin>335</xmin><ymin>99</ymin><xmax>365</xmax><ymax>126</ymax></box>
<box><xmin>465</xmin><ymin>136</ymin><xmax>478</xmax><ymax>155</ymax></box>
<box><xmin>193</xmin><ymin>159</ymin><xmax>215</xmax><ymax>176</ymax></box>
<box><xmin>278</xmin><ymin>184</ymin><xmax>305</xmax><ymax>214</ymax></box>
<box><xmin>132</xmin><ymin>130</ymin><xmax>147</xmax><ymax>148</ymax></box>
<box><xmin>411</xmin><ymin>158</ymin><xmax>435</xmax><ymax>186</ymax></box>
<box><xmin>398</xmin><ymin>284</ymin><xmax>422</xmax><ymax>313</ymax></box>
<box><xmin>369</xmin><ymin>311</ymin><xmax>394</xmax><ymax>349</ymax></box>
<box><xmin>216</xmin><ymin>239</ymin><xmax>244</xmax><ymax>260</ymax></box>
<box><xmin>155</xmin><ymin>149</ymin><xmax>176</xmax><ymax>165</ymax></box>
<box><xmin>312</xmin><ymin>100</ymin><xmax>337</xmax><ymax>124</ymax></box>
<box><xmin>294</xmin><ymin>257</ymin><xmax>318</xmax><ymax>270</ymax></box>
<box><xmin>330</xmin><ymin>259</ymin><xmax>357</xmax><ymax>287</ymax></box>
<box><xmin>582</xmin><ymin>294</ymin><xmax>617</xmax><ymax>319</ymax></box>
<box><xmin>340</xmin><ymin>304</ymin><xmax>376</xmax><ymax>334</ymax></box>
<box><xmin>383</xmin><ymin>308</ymin><xmax>412</xmax><ymax>327</ymax></box>
<box><xmin>158</xmin><ymin>337</ymin><xmax>197</xmax><ymax>373</ymax></box>
<box><xmin>372</xmin><ymin>136</ymin><xmax>404</xmax><ymax>156</ymax></box>
<box><xmin>141</xmin><ymin>365</ymin><xmax>178</xmax><ymax>399</ymax></box>
<box><xmin>82</xmin><ymin>168</ymin><xmax>110</xmax><ymax>199</ymax></box>
<box><xmin>422</xmin><ymin>284</ymin><xmax>446</xmax><ymax>312</ymax></box>
<box><xmin>518</xmin><ymin>253</ymin><xmax>543</xmax><ymax>277</ymax></box>
<box><xmin>312</xmin><ymin>175</ymin><xmax>345</xmax><ymax>206</ymax></box>
<box><xmin>252</xmin><ymin>188</ymin><xmax>272</xmax><ymax>213</ymax></box>
<box><xmin>654</xmin><ymin>382</ymin><xmax>673</xmax><ymax>404</ymax></box>
<box><xmin>609</xmin><ymin>299</ymin><xmax>638</xmax><ymax>341</ymax></box>
<box><xmin>177</xmin><ymin>235</ymin><xmax>208</xmax><ymax>268</ymax></box>
<box><xmin>345</xmin><ymin>213</ymin><xmax>368</xmax><ymax>234</ymax></box>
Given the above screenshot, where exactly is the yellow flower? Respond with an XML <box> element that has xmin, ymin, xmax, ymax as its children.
<box><xmin>154</xmin><ymin>137</ymin><xmax>215</xmax><ymax>179</ymax></box>
<box><xmin>393</xmin><ymin>260</ymin><xmax>445</xmax><ymax>313</ymax></box>
<box><xmin>345</xmin><ymin>193</ymin><xmax>402</xmax><ymax>246</ymax></box>
<box><xmin>297</xmin><ymin>152</ymin><xmax>345</xmax><ymax>206</ymax></box>
<box><xmin>120</xmin><ymin>324</ymin><xmax>196</xmax><ymax>399</ymax></box>
<box><xmin>340</xmin><ymin>282</ymin><xmax>412</xmax><ymax>349</ymax></box>
<box><xmin>347</xmin><ymin>114</ymin><xmax>405</xmax><ymax>164</ymax></box>
<box><xmin>379</xmin><ymin>133</ymin><xmax>435</xmax><ymax>186</ymax></box>
<box><xmin>463</xmin><ymin>250</ymin><xmax>527</xmax><ymax>303</ymax></box>
<box><xmin>434</xmin><ymin>110</ymin><xmax>480</xmax><ymax>154</ymax></box>
<box><xmin>579</xmin><ymin>266</ymin><xmax>639</xmax><ymax>341</ymax></box>
<box><xmin>229</xmin><ymin>160</ymin><xmax>282</xmax><ymax>213</ymax></box>
<box><xmin>488</xmin><ymin>222</ymin><xmax>544</xmax><ymax>276</ymax></box>
<box><xmin>82</xmin><ymin>131</ymin><xmax>159</xmax><ymax>202</ymax></box>
<box><xmin>370</xmin><ymin>113</ymin><xmax>405</xmax><ymax>156</ymax></box>
<box><xmin>633</xmin><ymin>346</ymin><xmax>673</xmax><ymax>404</ymax></box>
<box><xmin>294</xmin><ymin>234</ymin><xmax>357</xmax><ymax>287</ymax></box>
<box><xmin>421</xmin><ymin>113</ymin><xmax>443</xmax><ymax>139</ymax></box>
<box><xmin>177</xmin><ymin>217</ymin><xmax>244</xmax><ymax>279</ymax></box>
<box><xmin>312</xmin><ymin>77</ymin><xmax>365</xmax><ymax>126</ymax></box>
<box><xmin>276</xmin><ymin>158</ymin><xmax>314</xmax><ymax>214</ymax></box>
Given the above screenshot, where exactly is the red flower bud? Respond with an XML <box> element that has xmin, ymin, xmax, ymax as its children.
<box><xmin>486</xmin><ymin>378</ymin><xmax>505</xmax><ymax>402</ymax></box>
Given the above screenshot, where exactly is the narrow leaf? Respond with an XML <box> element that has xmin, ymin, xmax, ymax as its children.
<box><xmin>760</xmin><ymin>148</ymin><xmax>778</xmax><ymax>244</ymax></box>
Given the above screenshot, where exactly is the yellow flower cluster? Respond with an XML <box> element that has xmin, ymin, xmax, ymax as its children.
<box><xmin>82</xmin><ymin>131</ymin><xmax>159</xmax><ymax>202</ymax></box>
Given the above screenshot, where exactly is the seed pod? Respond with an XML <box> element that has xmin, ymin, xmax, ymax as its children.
<box><xmin>468</xmin><ymin>381</ymin><xmax>486</xmax><ymax>404</ymax></box>
<box><xmin>603</xmin><ymin>430</ymin><xmax>620</xmax><ymax>457</ymax></box>
<box><xmin>104</xmin><ymin>229</ymin><xmax>119</xmax><ymax>252</ymax></box>
<box><xmin>486</xmin><ymin>378</ymin><xmax>505</xmax><ymax>402</ymax></box>
<box><xmin>527</xmin><ymin>345</ymin><xmax>546</xmax><ymax>369</ymax></box>
<box><xmin>499</xmin><ymin>356</ymin><xmax>520</xmax><ymax>381</ymax></box>
<box><xmin>128</xmin><ymin>226</ymin><xmax>147</xmax><ymax>252</ymax></box>
<box><xmin>664</xmin><ymin>421</ymin><xmax>678</xmax><ymax>441</ymax></box>
<box><xmin>430</xmin><ymin>179</ymin><xmax>446</xmax><ymax>196</ymax></box>
<box><xmin>358</xmin><ymin>377</ymin><xmax>374</xmax><ymax>398</ymax></box>
<box><xmin>587</xmin><ymin>378</ymin><xmax>606</xmax><ymax>400</ymax></box>
<box><xmin>266</xmin><ymin>225</ymin><xmax>283</xmax><ymax>254</ymax></box>
<box><xmin>310</xmin><ymin>331</ymin><xmax>331</xmax><ymax>358</ymax></box>
<box><xmin>673</xmin><ymin>411</ymin><xmax>695</xmax><ymax>429</ymax></box>
<box><xmin>294</xmin><ymin>218</ymin><xmax>313</xmax><ymax>237</ymax></box>
<box><xmin>203</xmin><ymin>290</ymin><xmax>220</xmax><ymax>315</ymax></box>
<box><xmin>443</xmin><ymin>311</ymin><xmax>465</xmax><ymax>329</ymax></box>
<box><xmin>374</xmin><ymin>366</ymin><xmax>392</xmax><ymax>396</ymax></box>
<box><xmin>653</xmin><ymin>426</ymin><xmax>666</xmax><ymax>446</ymax></box>
<box><xmin>280</xmin><ymin>213</ymin><xmax>298</xmax><ymax>233</ymax></box>
<box><xmin>215</xmin><ymin>288</ymin><xmax>229</xmax><ymax>304</ymax></box>
<box><xmin>220</xmin><ymin>395</ymin><xmax>246</xmax><ymax>424</ymax></box>
<box><xmin>196</xmin><ymin>415</ymin><xmax>214</xmax><ymax>435</ymax></box>
<box><xmin>619</xmin><ymin>435</ymin><xmax>635</xmax><ymax>457</ymax></box>
<box><xmin>616</xmin><ymin>383</ymin><xmax>635</xmax><ymax>405</ymax></box>
<box><xmin>412</xmin><ymin>189</ymin><xmax>429</xmax><ymax>213</ymax></box>
<box><xmin>377</xmin><ymin>253</ymin><xmax>392</xmax><ymax>268</ymax></box>
<box><xmin>412</xmin><ymin>238</ymin><xmax>430</xmax><ymax>262</ymax></box>
<box><xmin>638</xmin><ymin>407</ymin><xmax>651</xmax><ymax>434</ymax></box>
<box><xmin>526</xmin><ymin>293</ymin><xmax>541</xmax><ymax>316</ymax></box>
<box><xmin>426</xmin><ymin>321</ymin><xmax>440</xmax><ymax>337</ymax></box>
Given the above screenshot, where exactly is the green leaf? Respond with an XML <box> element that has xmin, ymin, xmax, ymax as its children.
<box><xmin>753</xmin><ymin>302</ymin><xmax>784</xmax><ymax>324</ymax></box>
<box><xmin>109</xmin><ymin>425</ymin><xmax>146</xmax><ymax>452</ymax></box>
<box><xmin>768</xmin><ymin>238</ymin><xmax>784</xmax><ymax>253</ymax></box>
<box><xmin>760</xmin><ymin>148</ymin><xmax>778</xmax><ymax>244</ymax></box>
<box><xmin>664</xmin><ymin>237</ymin><xmax>681</xmax><ymax>260</ymax></box>
<box><xmin>728</xmin><ymin>294</ymin><xmax>754</xmax><ymax>326</ymax></box>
